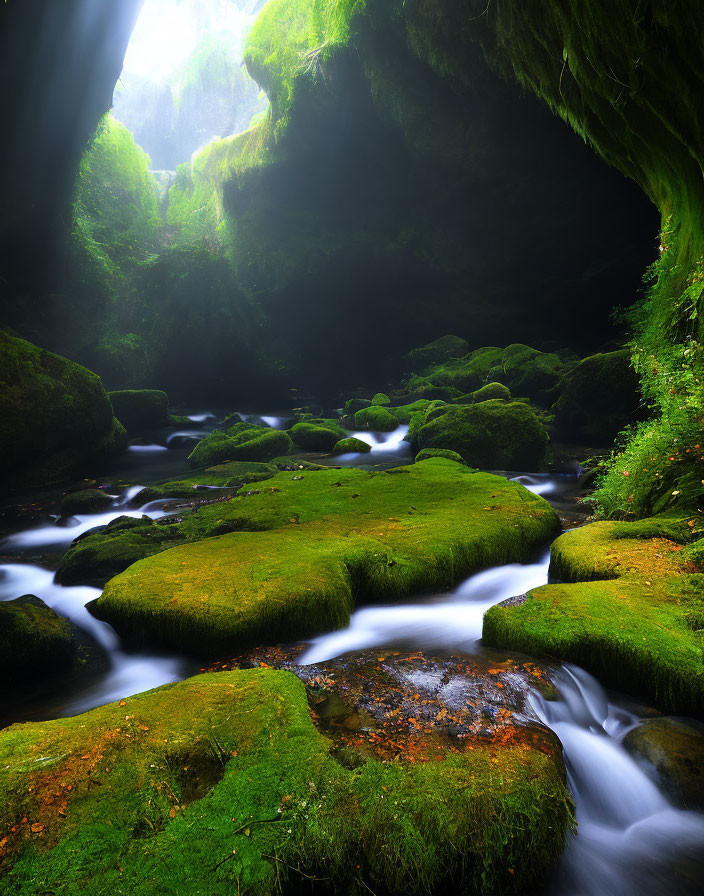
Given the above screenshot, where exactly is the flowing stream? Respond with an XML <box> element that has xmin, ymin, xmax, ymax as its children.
<box><xmin>0</xmin><ymin>416</ymin><xmax>702</xmax><ymax>893</ymax></box>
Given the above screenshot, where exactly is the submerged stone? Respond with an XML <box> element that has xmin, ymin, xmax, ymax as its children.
<box><xmin>94</xmin><ymin>460</ymin><xmax>560</xmax><ymax>654</ymax></box>
<box><xmin>0</xmin><ymin>667</ymin><xmax>572</xmax><ymax>895</ymax></box>
<box><xmin>623</xmin><ymin>717</ymin><xmax>704</xmax><ymax>810</ymax></box>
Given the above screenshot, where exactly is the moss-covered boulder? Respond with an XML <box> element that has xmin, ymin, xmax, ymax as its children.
<box><xmin>60</xmin><ymin>489</ymin><xmax>114</xmax><ymax>517</ymax></box>
<box><xmin>55</xmin><ymin>517</ymin><xmax>187</xmax><ymax>587</ymax></box>
<box><xmin>288</xmin><ymin>419</ymin><xmax>347</xmax><ymax>451</ymax></box>
<box><xmin>387</xmin><ymin>399</ymin><xmax>433</xmax><ymax>423</ymax></box>
<box><xmin>468</xmin><ymin>382</ymin><xmax>511</xmax><ymax>403</ymax></box>
<box><xmin>412</xmin><ymin>402</ymin><xmax>549</xmax><ymax>470</ymax></box>
<box><xmin>0</xmin><ymin>667</ymin><xmax>572</xmax><ymax>895</ymax></box>
<box><xmin>415</xmin><ymin>448</ymin><xmax>466</xmax><ymax>464</ymax></box>
<box><xmin>0</xmin><ymin>331</ymin><xmax>123</xmax><ymax>489</ymax></box>
<box><xmin>354</xmin><ymin>405</ymin><xmax>398</xmax><ymax>432</ymax></box>
<box><xmin>108</xmin><ymin>389</ymin><xmax>170</xmax><ymax>433</ymax></box>
<box><xmin>370</xmin><ymin>392</ymin><xmax>390</xmax><ymax>406</ymax></box>
<box><xmin>0</xmin><ymin>596</ymin><xmax>75</xmax><ymax>678</ymax></box>
<box><xmin>501</xmin><ymin>344</ymin><xmax>562</xmax><ymax>403</ymax></box>
<box><xmin>406</xmin><ymin>335</ymin><xmax>470</xmax><ymax>371</ymax></box>
<box><xmin>343</xmin><ymin>397</ymin><xmax>371</xmax><ymax>414</ymax></box>
<box><xmin>333</xmin><ymin>437</ymin><xmax>372</xmax><ymax>454</ymax></box>
<box><xmin>553</xmin><ymin>349</ymin><xmax>640</xmax><ymax>444</ymax></box>
<box><xmin>93</xmin><ymin>460</ymin><xmax>560</xmax><ymax>654</ymax></box>
<box><xmin>484</xmin><ymin>517</ymin><xmax>704</xmax><ymax>715</ymax></box>
<box><xmin>188</xmin><ymin>423</ymin><xmax>292</xmax><ymax>467</ymax></box>
<box><xmin>623</xmin><ymin>717</ymin><xmax>704</xmax><ymax>810</ymax></box>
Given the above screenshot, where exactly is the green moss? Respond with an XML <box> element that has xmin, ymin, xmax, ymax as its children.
<box><xmin>188</xmin><ymin>423</ymin><xmax>293</xmax><ymax>468</ymax></box>
<box><xmin>0</xmin><ymin>667</ymin><xmax>572</xmax><ymax>895</ymax></box>
<box><xmin>108</xmin><ymin>389</ymin><xmax>170</xmax><ymax>433</ymax></box>
<box><xmin>406</xmin><ymin>335</ymin><xmax>470</xmax><ymax>371</ymax></box>
<box><xmin>0</xmin><ymin>597</ymin><xmax>75</xmax><ymax>678</ymax></box>
<box><xmin>0</xmin><ymin>330</ymin><xmax>120</xmax><ymax>489</ymax></box>
<box><xmin>343</xmin><ymin>397</ymin><xmax>371</xmax><ymax>414</ymax></box>
<box><xmin>387</xmin><ymin>399</ymin><xmax>433</xmax><ymax>423</ymax></box>
<box><xmin>60</xmin><ymin>489</ymin><xmax>114</xmax><ymax>517</ymax></box>
<box><xmin>484</xmin><ymin>517</ymin><xmax>704</xmax><ymax>715</ymax></box>
<box><xmin>370</xmin><ymin>392</ymin><xmax>390</xmax><ymax>406</ymax></box>
<box><xmin>333</xmin><ymin>437</ymin><xmax>372</xmax><ymax>453</ymax></box>
<box><xmin>468</xmin><ymin>382</ymin><xmax>511</xmax><ymax>403</ymax></box>
<box><xmin>288</xmin><ymin>419</ymin><xmax>347</xmax><ymax>450</ymax></box>
<box><xmin>354</xmin><ymin>405</ymin><xmax>398</xmax><ymax>432</ymax></box>
<box><xmin>501</xmin><ymin>344</ymin><xmax>562</xmax><ymax>403</ymax></box>
<box><xmin>414</xmin><ymin>448</ymin><xmax>466</xmax><ymax>464</ymax></box>
<box><xmin>94</xmin><ymin>460</ymin><xmax>560</xmax><ymax>653</ymax></box>
<box><xmin>412</xmin><ymin>401</ymin><xmax>549</xmax><ymax>470</ymax></box>
<box><xmin>553</xmin><ymin>350</ymin><xmax>640</xmax><ymax>445</ymax></box>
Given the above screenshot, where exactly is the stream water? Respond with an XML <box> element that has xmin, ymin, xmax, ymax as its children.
<box><xmin>1</xmin><ymin>414</ymin><xmax>702</xmax><ymax>894</ymax></box>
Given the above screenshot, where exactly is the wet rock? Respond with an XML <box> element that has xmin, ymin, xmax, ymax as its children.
<box><xmin>354</xmin><ymin>405</ymin><xmax>397</xmax><ymax>432</ymax></box>
<box><xmin>333</xmin><ymin>437</ymin><xmax>371</xmax><ymax>454</ymax></box>
<box><xmin>60</xmin><ymin>488</ymin><xmax>114</xmax><ymax>516</ymax></box>
<box><xmin>0</xmin><ymin>595</ymin><xmax>75</xmax><ymax>678</ymax></box>
<box><xmin>108</xmin><ymin>388</ymin><xmax>170</xmax><ymax>433</ymax></box>
<box><xmin>624</xmin><ymin>717</ymin><xmax>704</xmax><ymax>810</ymax></box>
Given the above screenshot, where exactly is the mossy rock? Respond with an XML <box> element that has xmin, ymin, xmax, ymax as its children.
<box><xmin>333</xmin><ymin>437</ymin><xmax>372</xmax><ymax>454</ymax></box>
<box><xmin>387</xmin><ymin>399</ymin><xmax>433</xmax><ymax>423</ymax></box>
<box><xmin>370</xmin><ymin>392</ymin><xmax>391</xmax><ymax>406</ymax></box>
<box><xmin>415</xmin><ymin>448</ymin><xmax>466</xmax><ymax>464</ymax></box>
<box><xmin>60</xmin><ymin>489</ymin><xmax>114</xmax><ymax>516</ymax></box>
<box><xmin>553</xmin><ymin>349</ymin><xmax>640</xmax><ymax>444</ymax></box>
<box><xmin>483</xmin><ymin>517</ymin><xmax>704</xmax><ymax>715</ymax></box>
<box><xmin>623</xmin><ymin>717</ymin><xmax>704</xmax><ymax>810</ymax></box>
<box><xmin>0</xmin><ymin>331</ymin><xmax>121</xmax><ymax>489</ymax></box>
<box><xmin>343</xmin><ymin>397</ymin><xmax>371</xmax><ymax>414</ymax></box>
<box><xmin>406</xmin><ymin>335</ymin><xmax>470</xmax><ymax>370</ymax></box>
<box><xmin>501</xmin><ymin>344</ymin><xmax>562</xmax><ymax>404</ymax></box>
<box><xmin>417</xmin><ymin>347</ymin><xmax>504</xmax><ymax>394</ymax></box>
<box><xmin>94</xmin><ymin>460</ymin><xmax>560</xmax><ymax>654</ymax></box>
<box><xmin>469</xmin><ymin>382</ymin><xmax>511</xmax><ymax>403</ymax></box>
<box><xmin>354</xmin><ymin>405</ymin><xmax>398</xmax><ymax>432</ymax></box>
<box><xmin>188</xmin><ymin>423</ymin><xmax>292</xmax><ymax>467</ymax></box>
<box><xmin>55</xmin><ymin>517</ymin><xmax>187</xmax><ymax>587</ymax></box>
<box><xmin>288</xmin><ymin>419</ymin><xmax>346</xmax><ymax>451</ymax></box>
<box><xmin>0</xmin><ymin>667</ymin><xmax>572</xmax><ymax>895</ymax></box>
<box><xmin>0</xmin><ymin>596</ymin><xmax>75</xmax><ymax>678</ymax></box>
<box><xmin>108</xmin><ymin>389</ymin><xmax>170</xmax><ymax>433</ymax></box>
<box><xmin>413</xmin><ymin>401</ymin><xmax>549</xmax><ymax>470</ymax></box>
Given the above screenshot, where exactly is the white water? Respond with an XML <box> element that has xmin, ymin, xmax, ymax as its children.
<box><xmin>300</xmin><ymin>536</ymin><xmax>704</xmax><ymax>895</ymax></box>
<box><xmin>0</xmin><ymin>492</ymin><xmax>170</xmax><ymax>551</ymax></box>
<box><xmin>1</xmin><ymin>455</ymin><xmax>702</xmax><ymax>892</ymax></box>
<box><xmin>0</xmin><ymin>562</ymin><xmax>186</xmax><ymax>715</ymax></box>
<box><xmin>300</xmin><ymin>551</ymin><xmax>550</xmax><ymax>663</ymax></box>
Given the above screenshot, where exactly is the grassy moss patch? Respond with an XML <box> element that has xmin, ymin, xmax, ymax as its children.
<box><xmin>484</xmin><ymin>517</ymin><xmax>704</xmax><ymax>715</ymax></box>
<box><xmin>94</xmin><ymin>460</ymin><xmax>560</xmax><ymax>654</ymax></box>
<box><xmin>0</xmin><ymin>667</ymin><xmax>573</xmax><ymax>895</ymax></box>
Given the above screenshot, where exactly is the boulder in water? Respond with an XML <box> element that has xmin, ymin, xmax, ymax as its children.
<box><xmin>288</xmin><ymin>419</ymin><xmax>347</xmax><ymax>451</ymax></box>
<box><xmin>0</xmin><ymin>595</ymin><xmax>75</xmax><ymax>677</ymax></box>
<box><xmin>624</xmin><ymin>717</ymin><xmax>704</xmax><ymax>810</ymax></box>
<box><xmin>332</xmin><ymin>437</ymin><xmax>372</xmax><ymax>454</ymax></box>
<box><xmin>108</xmin><ymin>388</ymin><xmax>170</xmax><ymax>433</ymax></box>
<box><xmin>370</xmin><ymin>392</ymin><xmax>391</xmax><ymax>406</ymax></box>
<box><xmin>187</xmin><ymin>422</ymin><xmax>292</xmax><ymax>467</ymax></box>
<box><xmin>0</xmin><ymin>666</ymin><xmax>572</xmax><ymax>894</ymax></box>
<box><xmin>0</xmin><ymin>330</ymin><xmax>124</xmax><ymax>489</ymax></box>
<box><xmin>60</xmin><ymin>488</ymin><xmax>114</xmax><ymax>516</ymax></box>
<box><xmin>354</xmin><ymin>405</ymin><xmax>398</xmax><ymax>432</ymax></box>
<box><xmin>412</xmin><ymin>401</ymin><xmax>549</xmax><ymax>470</ymax></box>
